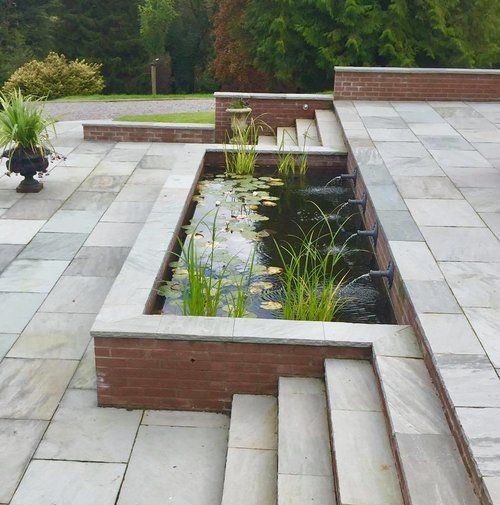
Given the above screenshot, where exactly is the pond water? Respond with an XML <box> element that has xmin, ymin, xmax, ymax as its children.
<box><xmin>160</xmin><ymin>169</ymin><xmax>393</xmax><ymax>324</ymax></box>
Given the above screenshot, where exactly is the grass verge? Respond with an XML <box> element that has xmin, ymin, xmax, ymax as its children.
<box><xmin>114</xmin><ymin>112</ymin><xmax>215</xmax><ymax>123</ymax></box>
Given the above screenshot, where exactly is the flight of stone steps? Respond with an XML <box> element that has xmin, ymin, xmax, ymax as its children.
<box><xmin>258</xmin><ymin>109</ymin><xmax>347</xmax><ymax>153</ymax></box>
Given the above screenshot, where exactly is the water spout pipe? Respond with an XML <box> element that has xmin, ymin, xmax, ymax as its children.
<box><xmin>340</xmin><ymin>169</ymin><xmax>357</xmax><ymax>185</ymax></box>
<box><xmin>348</xmin><ymin>192</ymin><xmax>367</xmax><ymax>213</ymax></box>
<box><xmin>357</xmin><ymin>222</ymin><xmax>378</xmax><ymax>246</ymax></box>
<box><xmin>369</xmin><ymin>261</ymin><xmax>394</xmax><ymax>288</ymax></box>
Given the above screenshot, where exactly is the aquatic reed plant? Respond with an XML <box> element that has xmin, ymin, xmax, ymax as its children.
<box><xmin>274</xmin><ymin>205</ymin><xmax>348</xmax><ymax>321</ymax></box>
<box><xmin>277</xmin><ymin>140</ymin><xmax>308</xmax><ymax>177</ymax></box>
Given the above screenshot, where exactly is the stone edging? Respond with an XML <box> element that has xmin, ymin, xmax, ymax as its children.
<box><xmin>334</xmin><ymin>66</ymin><xmax>500</xmax><ymax>75</ymax></box>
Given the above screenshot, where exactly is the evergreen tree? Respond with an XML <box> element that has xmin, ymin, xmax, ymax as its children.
<box><xmin>56</xmin><ymin>0</ymin><xmax>149</xmax><ymax>93</ymax></box>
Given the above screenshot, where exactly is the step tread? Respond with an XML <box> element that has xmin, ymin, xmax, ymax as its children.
<box><xmin>221</xmin><ymin>395</ymin><xmax>277</xmax><ymax>505</ymax></box>
<box><xmin>258</xmin><ymin>135</ymin><xmax>277</xmax><ymax>146</ymax></box>
<box><xmin>315</xmin><ymin>110</ymin><xmax>347</xmax><ymax>152</ymax></box>
<box><xmin>296</xmin><ymin>119</ymin><xmax>321</xmax><ymax>147</ymax></box>
<box><xmin>278</xmin><ymin>377</ymin><xmax>335</xmax><ymax>505</ymax></box>
<box><xmin>326</xmin><ymin>359</ymin><xmax>403</xmax><ymax>505</ymax></box>
<box><xmin>375</xmin><ymin>356</ymin><xmax>480</xmax><ymax>505</ymax></box>
<box><xmin>277</xmin><ymin>127</ymin><xmax>298</xmax><ymax>147</ymax></box>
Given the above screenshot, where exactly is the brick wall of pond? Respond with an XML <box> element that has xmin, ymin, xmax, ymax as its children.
<box><xmin>215</xmin><ymin>95</ymin><xmax>333</xmax><ymax>143</ymax></box>
<box><xmin>83</xmin><ymin>124</ymin><xmax>214</xmax><ymax>143</ymax></box>
<box><xmin>95</xmin><ymin>338</ymin><xmax>370</xmax><ymax>412</ymax></box>
<box><xmin>334</xmin><ymin>68</ymin><xmax>500</xmax><ymax>101</ymax></box>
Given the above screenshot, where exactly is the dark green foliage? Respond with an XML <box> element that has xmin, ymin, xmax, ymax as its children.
<box><xmin>55</xmin><ymin>0</ymin><xmax>149</xmax><ymax>93</ymax></box>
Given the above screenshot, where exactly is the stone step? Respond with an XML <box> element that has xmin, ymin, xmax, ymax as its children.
<box><xmin>221</xmin><ymin>394</ymin><xmax>278</xmax><ymax>505</ymax></box>
<box><xmin>278</xmin><ymin>377</ymin><xmax>335</xmax><ymax>505</ymax></box>
<box><xmin>296</xmin><ymin>119</ymin><xmax>321</xmax><ymax>147</ymax></box>
<box><xmin>374</xmin><ymin>355</ymin><xmax>480</xmax><ymax>505</ymax></box>
<box><xmin>258</xmin><ymin>135</ymin><xmax>277</xmax><ymax>146</ymax></box>
<box><xmin>325</xmin><ymin>359</ymin><xmax>403</xmax><ymax>505</ymax></box>
<box><xmin>315</xmin><ymin>109</ymin><xmax>347</xmax><ymax>152</ymax></box>
<box><xmin>276</xmin><ymin>127</ymin><xmax>298</xmax><ymax>147</ymax></box>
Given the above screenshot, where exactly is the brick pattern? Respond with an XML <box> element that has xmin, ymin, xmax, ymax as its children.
<box><xmin>95</xmin><ymin>338</ymin><xmax>370</xmax><ymax>412</ymax></box>
<box><xmin>334</xmin><ymin>70</ymin><xmax>500</xmax><ymax>101</ymax></box>
<box><xmin>83</xmin><ymin>124</ymin><xmax>214</xmax><ymax>144</ymax></box>
<box><xmin>215</xmin><ymin>97</ymin><xmax>332</xmax><ymax>143</ymax></box>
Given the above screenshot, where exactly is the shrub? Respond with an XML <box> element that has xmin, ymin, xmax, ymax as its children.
<box><xmin>3</xmin><ymin>52</ymin><xmax>105</xmax><ymax>99</ymax></box>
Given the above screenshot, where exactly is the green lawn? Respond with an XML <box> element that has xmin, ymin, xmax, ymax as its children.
<box><xmin>114</xmin><ymin>111</ymin><xmax>215</xmax><ymax>123</ymax></box>
<box><xmin>52</xmin><ymin>93</ymin><xmax>213</xmax><ymax>102</ymax></box>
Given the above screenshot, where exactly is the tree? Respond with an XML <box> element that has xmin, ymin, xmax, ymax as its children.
<box><xmin>139</xmin><ymin>0</ymin><xmax>177</xmax><ymax>58</ymax></box>
<box><xmin>56</xmin><ymin>0</ymin><xmax>149</xmax><ymax>93</ymax></box>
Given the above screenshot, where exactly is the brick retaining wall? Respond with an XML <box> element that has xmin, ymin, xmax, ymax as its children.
<box><xmin>83</xmin><ymin>122</ymin><xmax>214</xmax><ymax>144</ymax></box>
<box><xmin>95</xmin><ymin>338</ymin><xmax>369</xmax><ymax>412</ymax></box>
<box><xmin>215</xmin><ymin>93</ymin><xmax>333</xmax><ymax>143</ymax></box>
<box><xmin>334</xmin><ymin>67</ymin><xmax>500</xmax><ymax>101</ymax></box>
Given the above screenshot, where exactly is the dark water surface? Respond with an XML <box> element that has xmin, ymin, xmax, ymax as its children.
<box><xmin>161</xmin><ymin>169</ymin><xmax>394</xmax><ymax>324</ymax></box>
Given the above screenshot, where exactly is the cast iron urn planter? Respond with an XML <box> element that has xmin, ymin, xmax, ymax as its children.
<box><xmin>2</xmin><ymin>147</ymin><xmax>49</xmax><ymax>193</ymax></box>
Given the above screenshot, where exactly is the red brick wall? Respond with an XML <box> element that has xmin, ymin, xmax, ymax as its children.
<box><xmin>334</xmin><ymin>69</ymin><xmax>500</xmax><ymax>101</ymax></box>
<box><xmin>83</xmin><ymin>124</ymin><xmax>214</xmax><ymax>143</ymax></box>
<box><xmin>95</xmin><ymin>338</ymin><xmax>370</xmax><ymax>412</ymax></box>
<box><xmin>215</xmin><ymin>96</ymin><xmax>333</xmax><ymax>143</ymax></box>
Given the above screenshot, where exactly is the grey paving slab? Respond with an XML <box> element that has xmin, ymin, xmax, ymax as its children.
<box><xmin>376</xmin><ymin>356</ymin><xmax>449</xmax><ymax>435</ymax></box>
<box><xmin>128</xmin><ymin>168</ymin><xmax>169</xmax><ymax>186</ymax></box>
<box><xmin>434</xmin><ymin>354</ymin><xmax>500</xmax><ymax>408</ymax></box>
<box><xmin>331</xmin><ymin>410</ymin><xmax>403</xmax><ymax>505</ymax></box>
<box><xmin>485</xmin><ymin>477</ymin><xmax>500</xmax><ymax>503</ymax></box>
<box><xmin>376</xmin><ymin>141</ymin><xmax>429</xmax><ymax>159</ymax></box>
<box><xmin>138</xmin><ymin>155</ymin><xmax>171</xmax><ymax>170</ymax></box>
<box><xmin>0</xmin><ymin>189</ymin><xmax>23</xmax><ymax>208</ymax></box>
<box><xmin>422</xmin><ymin>226</ymin><xmax>500</xmax><ymax>262</ymax></box>
<box><xmin>393</xmin><ymin>176</ymin><xmax>462</xmax><ymax>199</ymax></box>
<box><xmin>473</xmin><ymin>142</ymin><xmax>500</xmax><ymax>159</ymax></box>
<box><xmin>40</xmin><ymin>275</ymin><xmax>114</xmax><ymax>314</ymax></box>
<box><xmin>0</xmin><ymin>259</ymin><xmax>69</xmax><ymax>293</ymax></box>
<box><xmin>366</xmin><ymin>184</ymin><xmax>406</xmax><ymax>211</ymax></box>
<box><xmin>325</xmin><ymin>359</ymin><xmax>381</xmax><ymax>412</ymax></box>
<box><xmin>361</xmin><ymin>116</ymin><xmax>407</xmax><ymax>129</ymax></box>
<box><xmin>377</xmin><ymin>210</ymin><xmax>424</xmax><ymax>241</ymax></box>
<box><xmin>406</xmin><ymin>199</ymin><xmax>484</xmax><ymax>227</ymax></box>
<box><xmin>457</xmin><ymin>407</ymin><xmax>500</xmax><ymax>476</ymax></box>
<box><xmin>440</xmin><ymin>262</ymin><xmax>500</xmax><ymax>309</ymax></box>
<box><xmin>73</xmin><ymin>141</ymin><xmax>115</xmax><ymax>154</ymax></box>
<box><xmin>419</xmin><ymin>313</ymin><xmax>484</xmax><ymax>355</ymax></box>
<box><xmin>0</xmin><ymin>358</ymin><xmax>77</xmax><ymax>419</ymax></box>
<box><xmin>446</xmin><ymin>117</ymin><xmax>497</xmax><ymax>131</ymax></box>
<box><xmin>461</xmin><ymin>129</ymin><xmax>500</xmax><ymax>143</ymax></box>
<box><xmin>0</xmin><ymin>333</ymin><xmax>17</xmax><ymax>359</ymax></box>
<box><xmin>35</xmin><ymin>389</ymin><xmax>142</xmax><ymax>462</ymax></box>
<box><xmin>8</xmin><ymin>312</ymin><xmax>94</xmax><ymax>360</ymax></box>
<box><xmin>405</xmin><ymin>280</ymin><xmax>461</xmax><ymax>314</ymax></box>
<box><xmin>19</xmin><ymin>232</ymin><xmax>87</xmax><ymax>260</ymax></box>
<box><xmin>278</xmin><ymin>378</ymin><xmax>332</xmax><ymax>477</ymax></box>
<box><xmin>105</xmin><ymin>147</ymin><xmax>149</xmax><ymax>162</ymax></box>
<box><xmin>367</xmin><ymin>128</ymin><xmax>418</xmax><ymax>142</ymax></box>
<box><xmin>84</xmin><ymin>222</ymin><xmax>142</xmax><ymax>247</ymax></box>
<box><xmin>69</xmin><ymin>342</ymin><xmax>96</xmax><ymax>389</ymax></box>
<box><xmin>465</xmin><ymin>307</ymin><xmax>500</xmax><ymax>368</ymax></box>
<box><xmin>101</xmin><ymin>201</ymin><xmax>154</xmax><ymax>223</ymax></box>
<box><xmin>42</xmin><ymin>209</ymin><xmax>103</xmax><ymax>234</ymax></box>
<box><xmin>0</xmin><ymin>419</ymin><xmax>48</xmax><ymax>503</ymax></box>
<box><xmin>222</xmin><ymin>448</ymin><xmax>277</xmax><ymax>505</ymax></box>
<box><xmin>10</xmin><ymin>460</ymin><xmax>125</xmax><ymax>505</ymax></box>
<box><xmin>390</xmin><ymin>241</ymin><xmax>443</xmax><ymax>281</ymax></box>
<box><xmin>143</xmin><ymin>410</ymin><xmax>229</xmax><ymax>428</ymax></box>
<box><xmin>114</xmin><ymin>183</ymin><xmax>161</xmax><ymax>202</ymax></box>
<box><xmin>117</xmin><ymin>424</ymin><xmax>227</xmax><ymax>505</ymax></box>
<box><xmin>23</xmin><ymin>180</ymin><xmax>81</xmax><ymax>201</ymax></box>
<box><xmin>79</xmin><ymin>174</ymin><xmax>128</xmax><ymax>193</ymax></box>
<box><xmin>0</xmin><ymin>219</ymin><xmax>45</xmax><ymax>244</ymax></box>
<box><xmin>278</xmin><ymin>474</ymin><xmax>335</xmax><ymax>505</ymax></box>
<box><xmin>0</xmin><ymin>292</ymin><xmax>46</xmax><ymax>333</ymax></box>
<box><xmin>419</xmin><ymin>135</ymin><xmax>474</xmax><ymax>151</ymax></box>
<box><xmin>62</xmin><ymin>190</ymin><xmax>116</xmax><ymax>211</ymax></box>
<box><xmin>65</xmin><ymin>246</ymin><xmax>130</xmax><ymax>277</ymax></box>
<box><xmin>0</xmin><ymin>244</ymin><xmax>23</xmax><ymax>273</ymax></box>
<box><xmin>93</xmin><ymin>160</ymin><xmax>138</xmax><ymax>176</ymax></box>
<box><xmin>482</xmin><ymin>212</ymin><xmax>500</xmax><ymax>239</ymax></box>
<box><xmin>442</xmin><ymin>165</ymin><xmax>500</xmax><ymax>188</ymax></box>
<box><xmin>1</xmin><ymin>199</ymin><xmax>62</xmax><ymax>220</ymax></box>
<box><xmin>462</xmin><ymin>187</ymin><xmax>500</xmax><ymax>213</ymax></box>
<box><xmin>429</xmin><ymin>148</ymin><xmax>491</xmax><ymax>168</ymax></box>
<box><xmin>384</xmin><ymin>156</ymin><xmax>445</xmax><ymax>177</ymax></box>
<box><xmin>396</xmin><ymin>433</ymin><xmax>479</xmax><ymax>505</ymax></box>
<box><xmin>228</xmin><ymin>395</ymin><xmax>277</xmax><ymax>450</ymax></box>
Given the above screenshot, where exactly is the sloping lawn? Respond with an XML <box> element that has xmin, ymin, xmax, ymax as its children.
<box><xmin>114</xmin><ymin>112</ymin><xmax>215</xmax><ymax>123</ymax></box>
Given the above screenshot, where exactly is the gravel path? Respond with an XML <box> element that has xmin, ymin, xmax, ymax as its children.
<box><xmin>45</xmin><ymin>98</ymin><xmax>215</xmax><ymax>121</ymax></box>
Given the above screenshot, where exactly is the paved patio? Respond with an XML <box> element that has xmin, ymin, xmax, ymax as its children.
<box><xmin>0</xmin><ymin>100</ymin><xmax>499</xmax><ymax>503</ymax></box>
<box><xmin>336</xmin><ymin>100</ymin><xmax>500</xmax><ymax>502</ymax></box>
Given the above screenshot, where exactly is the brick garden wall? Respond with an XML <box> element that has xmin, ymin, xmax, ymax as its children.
<box><xmin>215</xmin><ymin>94</ymin><xmax>333</xmax><ymax>143</ymax></box>
<box><xmin>95</xmin><ymin>338</ymin><xmax>370</xmax><ymax>412</ymax></box>
<box><xmin>334</xmin><ymin>67</ymin><xmax>500</xmax><ymax>101</ymax></box>
<box><xmin>83</xmin><ymin>124</ymin><xmax>214</xmax><ymax>144</ymax></box>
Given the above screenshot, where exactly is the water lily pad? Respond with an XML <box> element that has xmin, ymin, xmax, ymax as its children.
<box><xmin>250</xmin><ymin>281</ymin><xmax>274</xmax><ymax>294</ymax></box>
<box><xmin>260</xmin><ymin>301</ymin><xmax>283</xmax><ymax>310</ymax></box>
<box><xmin>266</xmin><ymin>266</ymin><xmax>283</xmax><ymax>275</ymax></box>
<box><xmin>263</xmin><ymin>201</ymin><xmax>277</xmax><ymax>207</ymax></box>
